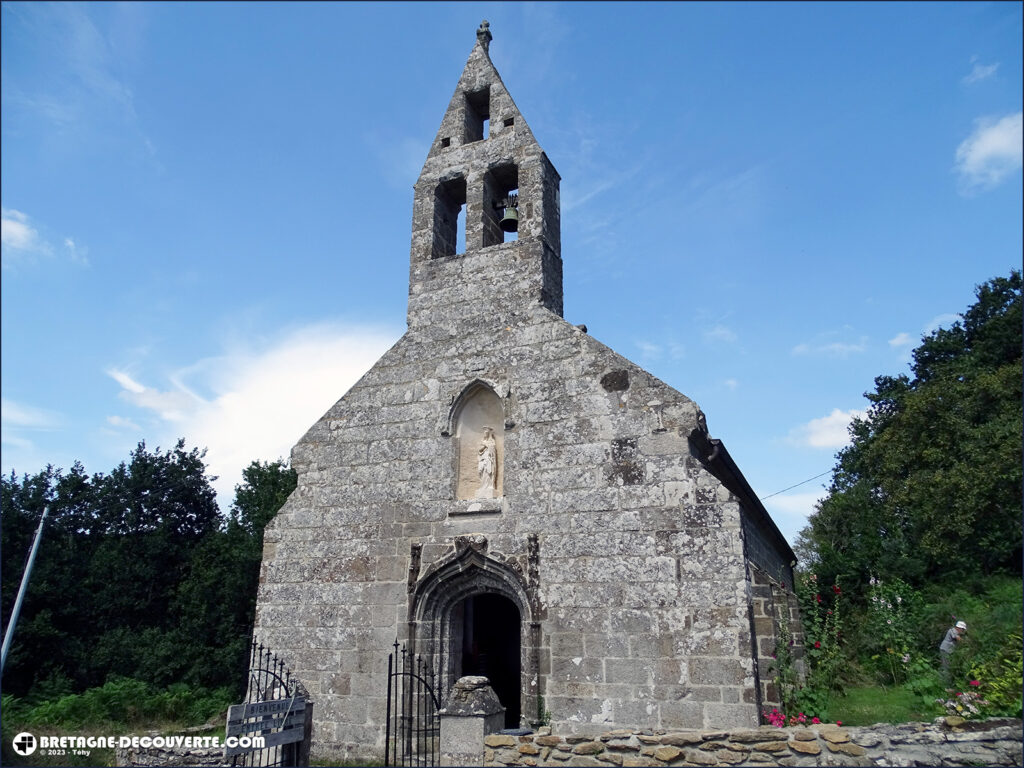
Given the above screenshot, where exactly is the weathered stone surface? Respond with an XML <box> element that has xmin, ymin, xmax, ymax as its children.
<box><xmin>715</xmin><ymin>749</ymin><xmax>747</xmax><ymax>765</ymax></box>
<box><xmin>788</xmin><ymin>739</ymin><xmax>820</xmax><ymax>754</ymax></box>
<box><xmin>681</xmin><ymin>748</ymin><xmax>718</xmax><ymax>765</ymax></box>
<box><xmin>790</xmin><ymin>729</ymin><xmax>816</xmax><ymax>741</ymax></box>
<box><xmin>852</xmin><ymin>732</ymin><xmax>882</xmax><ymax>747</ymax></box>
<box><xmin>652</xmin><ymin>746</ymin><xmax>681</xmax><ymax>762</ymax></box>
<box><xmin>752</xmin><ymin>740</ymin><xmax>789</xmax><ymax>752</ymax></box>
<box><xmin>601</xmin><ymin>730</ymin><xmax>636</xmax><ymax>740</ymax></box>
<box><xmin>821</xmin><ymin>730</ymin><xmax>850</xmax><ymax>743</ymax></box>
<box><xmin>537</xmin><ymin>736</ymin><xmax>565</xmax><ymax>747</ymax></box>
<box><xmin>487</xmin><ymin>735</ymin><xmax>519</xmax><ymax>748</ymax></box>
<box><xmin>723</xmin><ymin>742</ymin><xmax>750</xmax><ymax>752</ymax></box>
<box><xmin>572</xmin><ymin>742</ymin><xmax>604</xmax><ymax>755</ymax></box>
<box><xmin>659</xmin><ymin>733</ymin><xmax>703</xmax><ymax>746</ymax></box>
<box><xmin>832</xmin><ymin>742</ymin><xmax>866</xmax><ymax>756</ymax></box>
<box><xmin>520</xmin><ymin>744</ymin><xmax>541</xmax><ymax>755</ymax></box>
<box><xmin>729</xmin><ymin>729</ymin><xmax>770</xmax><ymax>743</ymax></box>
<box><xmin>605</xmin><ymin>738</ymin><xmax>641</xmax><ymax>751</ymax></box>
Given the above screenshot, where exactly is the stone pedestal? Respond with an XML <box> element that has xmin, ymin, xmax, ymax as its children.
<box><xmin>439</xmin><ymin>676</ymin><xmax>506</xmax><ymax>767</ymax></box>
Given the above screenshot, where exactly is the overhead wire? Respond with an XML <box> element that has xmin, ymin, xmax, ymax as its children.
<box><xmin>759</xmin><ymin>470</ymin><xmax>833</xmax><ymax>501</ymax></box>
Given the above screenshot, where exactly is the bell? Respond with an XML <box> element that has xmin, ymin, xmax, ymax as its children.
<box><xmin>499</xmin><ymin>206</ymin><xmax>519</xmax><ymax>233</ymax></box>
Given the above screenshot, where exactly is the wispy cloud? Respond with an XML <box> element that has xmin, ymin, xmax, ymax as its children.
<box><xmin>924</xmin><ymin>313</ymin><xmax>963</xmax><ymax>334</ymax></box>
<box><xmin>962</xmin><ymin>58</ymin><xmax>998</xmax><ymax>85</ymax></box>
<box><xmin>106</xmin><ymin>322</ymin><xmax>399</xmax><ymax>507</ymax></box>
<box><xmin>64</xmin><ymin>238</ymin><xmax>89</xmax><ymax>266</ymax></box>
<box><xmin>635</xmin><ymin>340</ymin><xmax>662</xmax><ymax>360</ymax></box>
<box><xmin>955</xmin><ymin>112</ymin><xmax>1023</xmax><ymax>194</ymax></box>
<box><xmin>1</xmin><ymin>207</ymin><xmax>88</xmax><ymax>269</ymax></box>
<box><xmin>634</xmin><ymin>339</ymin><xmax>685</xmax><ymax>362</ymax></box>
<box><xmin>703</xmin><ymin>324</ymin><xmax>738</xmax><ymax>345</ymax></box>
<box><xmin>1</xmin><ymin>398</ymin><xmax>62</xmax><ymax>429</ymax></box>
<box><xmin>723</xmin><ymin>378</ymin><xmax>739</xmax><ymax>391</ymax></box>
<box><xmin>788</xmin><ymin>408</ymin><xmax>865</xmax><ymax>449</ymax></box>
<box><xmin>888</xmin><ymin>332</ymin><xmax>913</xmax><ymax>348</ymax></box>
<box><xmin>1</xmin><ymin>398</ymin><xmax>63</xmax><ymax>459</ymax></box>
<box><xmin>1</xmin><ymin>208</ymin><xmax>50</xmax><ymax>256</ymax></box>
<box><xmin>791</xmin><ymin>336</ymin><xmax>868</xmax><ymax>358</ymax></box>
<box><xmin>4</xmin><ymin>3</ymin><xmax>155</xmax><ymax>163</ymax></box>
<box><xmin>106</xmin><ymin>415</ymin><xmax>140</xmax><ymax>431</ymax></box>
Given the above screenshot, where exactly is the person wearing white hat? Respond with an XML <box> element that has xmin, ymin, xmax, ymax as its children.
<box><xmin>939</xmin><ymin>620</ymin><xmax>967</xmax><ymax>681</ymax></box>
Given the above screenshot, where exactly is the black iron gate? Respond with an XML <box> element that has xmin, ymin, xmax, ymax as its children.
<box><xmin>385</xmin><ymin>640</ymin><xmax>441</xmax><ymax>767</ymax></box>
<box><xmin>227</xmin><ymin>641</ymin><xmax>313</xmax><ymax>767</ymax></box>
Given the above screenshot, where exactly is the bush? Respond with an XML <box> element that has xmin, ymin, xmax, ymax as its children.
<box><xmin>7</xmin><ymin>678</ymin><xmax>234</xmax><ymax>731</ymax></box>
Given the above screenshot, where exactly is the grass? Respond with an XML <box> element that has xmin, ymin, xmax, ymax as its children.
<box><xmin>0</xmin><ymin>679</ymin><xmax>232</xmax><ymax>768</ymax></box>
<box><xmin>830</xmin><ymin>684</ymin><xmax>942</xmax><ymax>726</ymax></box>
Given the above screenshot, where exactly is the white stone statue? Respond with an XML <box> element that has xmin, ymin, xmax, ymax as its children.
<box><xmin>476</xmin><ymin>426</ymin><xmax>497</xmax><ymax>498</ymax></box>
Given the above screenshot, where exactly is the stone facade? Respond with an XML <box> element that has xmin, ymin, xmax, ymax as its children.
<box><xmin>254</xmin><ymin>23</ymin><xmax>799</xmax><ymax>762</ymax></box>
<box><xmin>479</xmin><ymin>719</ymin><xmax>1024</xmax><ymax>767</ymax></box>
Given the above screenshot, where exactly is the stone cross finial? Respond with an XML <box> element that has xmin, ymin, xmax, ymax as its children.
<box><xmin>477</xmin><ymin>20</ymin><xmax>492</xmax><ymax>52</ymax></box>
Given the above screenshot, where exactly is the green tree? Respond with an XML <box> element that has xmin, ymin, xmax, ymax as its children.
<box><xmin>173</xmin><ymin>459</ymin><xmax>296</xmax><ymax>691</ymax></box>
<box><xmin>1</xmin><ymin>441</ymin><xmax>222</xmax><ymax>695</ymax></box>
<box><xmin>798</xmin><ymin>270</ymin><xmax>1022</xmax><ymax>593</ymax></box>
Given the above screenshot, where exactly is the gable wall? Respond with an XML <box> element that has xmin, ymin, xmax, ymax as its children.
<box><xmin>256</xmin><ymin>307</ymin><xmax>762</xmax><ymax>761</ymax></box>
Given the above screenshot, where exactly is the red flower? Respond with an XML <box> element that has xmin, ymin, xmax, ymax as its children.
<box><xmin>969</xmin><ymin>680</ymin><xmax>980</xmax><ymax>687</ymax></box>
<box><xmin>814</xmin><ymin>641</ymin><xmax>821</xmax><ymax>649</ymax></box>
<box><xmin>816</xmin><ymin>594</ymin><xmax>822</xmax><ymax>603</ymax></box>
<box><xmin>836</xmin><ymin>721</ymin><xmax>842</xmax><ymax>726</ymax></box>
<box><xmin>832</xmin><ymin>585</ymin><xmax>841</xmax><ymax>594</ymax></box>
<box><xmin>811</xmin><ymin>716</ymin><xmax>821</xmax><ymax>724</ymax></box>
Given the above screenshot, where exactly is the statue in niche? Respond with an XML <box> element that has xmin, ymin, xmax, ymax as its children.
<box><xmin>476</xmin><ymin>426</ymin><xmax>497</xmax><ymax>499</ymax></box>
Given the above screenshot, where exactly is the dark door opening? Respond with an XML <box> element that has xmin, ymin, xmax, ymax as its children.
<box><xmin>458</xmin><ymin>593</ymin><xmax>521</xmax><ymax>728</ymax></box>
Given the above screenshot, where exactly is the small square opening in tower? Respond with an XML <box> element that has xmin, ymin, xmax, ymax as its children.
<box><xmin>432</xmin><ymin>176</ymin><xmax>467</xmax><ymax>259</ymax></box>
<box><xmin>464</xmin><ymin>87</ymin><xmax>490</xmax><ymax>143</ymax></box>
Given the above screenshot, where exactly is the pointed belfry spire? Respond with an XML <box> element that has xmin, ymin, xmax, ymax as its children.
<box><xmin>407</xmin><ymin>23</ymin><xmax>563</xmax><ymax>332</ymax></box>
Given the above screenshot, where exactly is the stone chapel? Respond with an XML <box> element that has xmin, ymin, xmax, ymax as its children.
<box><xmin>255</xmin><ymin>22</ymin><xmax>800</xmax><ymax>761</ymax></box>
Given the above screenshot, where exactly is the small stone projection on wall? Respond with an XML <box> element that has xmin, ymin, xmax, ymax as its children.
<box><xmin>482</xmin><ymin>718</ymin><xmax>1023</xmax><ymax>767</ymax></box>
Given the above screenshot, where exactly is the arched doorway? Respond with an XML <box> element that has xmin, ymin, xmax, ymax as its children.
<box><xmin>409</xmin><ymin>540</ymin><xmax>536</xmax><ymax>732</ymax></box>
<box><xmin>452</xmin><ymin>593</ymin><xmax>521</xmax><ymax>727</ymax></box>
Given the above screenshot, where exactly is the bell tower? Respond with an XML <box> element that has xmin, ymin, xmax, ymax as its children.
<box><xmin>408</xmin><ymin>21</ymin><xmax>562</xmax><ymax>332</ymax></box>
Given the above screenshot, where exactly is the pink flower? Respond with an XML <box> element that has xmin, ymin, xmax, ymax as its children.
<box><xmin>811</xmin><ymin>717</ymin><xmax>821</xmax><ymax>724</ymax></box>
<box><xmin>836</xmin><ymin>721</ymin><xmax>842</xmax><ymax>726</ymax></box>
<box><xmin>969</xmin><ymin>680</ymin><xmax>980</xmax><ymax>687</ymax></box>
<box><xmin>814</xmin><ymin>641</ymin><xmax>821</xmax><ymax>649</ymax></box>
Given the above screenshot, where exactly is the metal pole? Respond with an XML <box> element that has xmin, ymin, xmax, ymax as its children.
<box><xmin>1</xmin><ymin>504</ymin><xmax>49</xmax><ymax>672</ymax></box>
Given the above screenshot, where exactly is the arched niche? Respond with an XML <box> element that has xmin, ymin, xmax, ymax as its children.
<box><xmin>451</xmin><ymin>381</ymin><xmax>504</xmax><ymax>500</ymax></box>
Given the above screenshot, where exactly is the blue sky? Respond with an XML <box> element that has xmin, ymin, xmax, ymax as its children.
<box><xmin>2</xmin><ymin>2</ymin><xmax>1021</xmax><ymax>547</ymax></box>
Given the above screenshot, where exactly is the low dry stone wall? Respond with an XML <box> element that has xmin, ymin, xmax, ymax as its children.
<box><xmin>114</xmin><ymin>745</ymin><xmax>225</xmax><ymax>767</ymax></box>
<box><xmin>483</xmin><ymin>718</ymin><xmax>1022</xmax><ymax>767</ymax></box>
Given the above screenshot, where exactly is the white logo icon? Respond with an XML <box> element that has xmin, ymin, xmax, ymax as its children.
<box><xmin>12</xmin><ymin>732</ymin><xmax>37</xmax><ymax>756</ymax></box>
